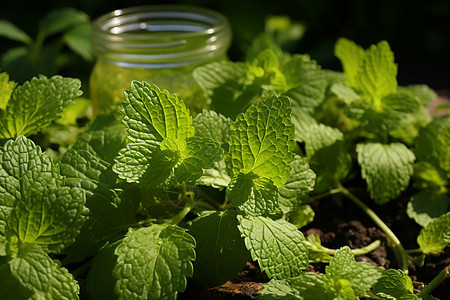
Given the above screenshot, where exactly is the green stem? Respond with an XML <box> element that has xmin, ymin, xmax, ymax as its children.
<box><xmin>336</xmin><ymin>182</ymin><xmax>409</xmax><ymax>273</ymax></box>
<box><xmin>418</xmin><ymin>265</ymin><xmax>449</xmax><ymax>296</ymax></box>
<box><xmin>321</xmin><ymin>240</ymin><xmax>381</xmax><ymax>256</ymax></box>
<box><xmin>309</xmin><ymin>188</ymin><xmax>341</xmax><ymax>202</ymax></box>
<box><xmin>170</xmin><ymin>205</ymin><xmax>192</xmax><ymax>225</ymax></box>
<box><xmin>405</xmin><ymin>248</ymin><xmax>423</xmax><ymax>254</ymax></box>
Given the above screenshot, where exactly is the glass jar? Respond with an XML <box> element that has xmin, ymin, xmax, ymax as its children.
<box><xmin>90</xmin><ymin>5</ymin><xmax>231</xmax><ymax>114</ymax></box>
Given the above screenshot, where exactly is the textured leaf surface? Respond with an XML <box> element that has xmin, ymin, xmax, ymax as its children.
<box><xmin>0</xmin><ymin>72</ymin><xmax>16</xmax><ymax>110</ymax></box>
<box><xmin>70</xmin><ymin>110</ymin><xmax>126</xmax><ymax>163</ymax></box>
<box><xmin>228</xmin><ymin>96</ymin><xmax>294</xmax><ymax>186</ymax></box>
<box><xmin>237</xmin><ymin>215</ymin><xmax>308</xmax><ymax>279</ymax></box>
<box><xmin>0</xmin><ymin>136</ymin><xmax>86</xmax><ymax>254</ymax></box>
<box><xmin>260</xmin><ymin>273</ymin><xmax>336</xmax><ymax>300</ymax></box>
<box><xmin>60</xmin><ymin>149</ymin><xmax>139</xmax><ymax>262</ymax></box>
<box><xmin>196</xmin><ymin>159</ymin><xmax>231</xmax><ymax>189</ymax></box>
<box><xmin>334</xmin><ymin>38</ymin><xmax>365</xmax><ymax>87</ymax></box>
<box><xmin>193</xmin><ymin>109</ymin><xmax>231</xmax><ymax>148</ymax></box>
<box><xmin>415</xmin><ymin>116</ymin><xmax>450</xmax><ymax>174</ymax></box>
<box><xmin>0</xmin><ymin>75</ymin><xmax>82</xmax><ymax>138</ymax></box>
<box><xmin>417</xmin><ymin>212</ymin><xmax>450</xmax><ymax>254</ymax></box>
<box><xmin>121</xmin><ymin>81</ymin><xmax>193</xmax><ymax>145</ymax></box>
<box><xmin>407</xmin><ymin>190</ymin><xmax>449</xmax><ymax>227</ymax></box>
<box><xmin>354</xmin><ymin>41</ymin><xmax>397</xmax><ymax>100</ymax></box>
<box><xmin>326</xmin><ymin>246</ymin><xmax>383</xmax><ymax>296</ymax></box>
<box><xmin>114</xmin><ymin>225</ymin><xmax>196</xmax><ymax>300</ymax></box>
<box><xmin>278</xmin><ymin>155</ymin><xmax>316</xmax><ymax>214</ymax></box>
<box><xmin>8</xmin><ymin>243</ymin><xmax>79</xmax><ymax>299</ymax></box>
<box><xmin>372</xmin><ymin>269</ymin><xmax>415</xmax><ymax>299</ymax></box>
<box><xmin>357</xmin><ymin>142</ymin><xmax>415</xmax><ymax>204</ymax></box>
<box><xmin>188</xmin><ymin>210</ymin><xmax>249</xmax><ymax>287</ymax></box>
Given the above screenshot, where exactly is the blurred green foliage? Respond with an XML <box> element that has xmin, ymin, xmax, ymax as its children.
<box><xmin>0</xmin><ymin>0</ymin><xmax>449</xmax><ymax>89</ymax></box>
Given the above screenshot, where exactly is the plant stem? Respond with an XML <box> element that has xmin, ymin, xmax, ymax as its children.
<box><xmin>405</xmin><ymin>248</ymin><xmax>423</xmax><ymax>254</ymax></box>
<box><xmin>309</xmin><ymin>188</ymin><xmax>341</xmax><ymax>202</ymax></box>
<box><xmin>321</xmin><ymin>239</ymin><xmax>381</xmax><ymax>256</ymax></box>
<box><xmin>195</xmin><ymin>189</ymin><xmax>224</xmax><ymax>210</ymax></box>
<box><xmin>417</xmin><ymin>265</ymin><xmax>449</xmax><ymax>296</ymax></box>
<box><xmin>336</xmin><ymin>182</ymin><xmax>409</xmax><ymax>273</ymax></box>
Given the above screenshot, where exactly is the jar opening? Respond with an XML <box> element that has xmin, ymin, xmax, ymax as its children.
<box><xmin>91</xmin><ymin>5</ymin><xmax>231</xmax><ymax>68</ymax></box>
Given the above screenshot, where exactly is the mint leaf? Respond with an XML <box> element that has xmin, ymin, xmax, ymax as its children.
<box><xmin>228</xmin><ymin>96</ymin><xmax>294</xmax><ymax>187</ymax></box>
<box><xmin>196</xmin><ymin>159</ymin><xmax>232</xmax><ymax>189</ymax></box>
<box><xmin>407</xmin><ymin>190</ymin><xmax>449</xmax><ymax>227</ymax></box>
<box><xmin>0</xmin><ymin>136</ymin><xmax>86</xmax><ymax>254</ymax></box>
<box><xmin>326</xmin><ymin>246</ymin><xmax>383</xmax><ymax>296</ymax></box>
<box><xmin>60</xmin><ymin>149</ymin><xmax>139</xmax><ymax>262</ymax></box>
<box><xmin>417</xmin><ymin>212</ymin><xmax>450</xmax><ymax>254</ymax></box>
<box><xmin>237</xmin><ymin>215</ymin><xmax>308</xmax><ymax>279</ymax></box>
<box><xmin>121</xmin><ymin>81</ymin><xmax>194</xmax><ymax>146</ymax></box>
<box><xmin>303</xmin><ymin>124</ymin><xmax>351</xmax><ymax>191</ymax></box>
<box><xmin>193</xmin><ymin>109</ymin><xmax>231</xmax><ymax>149</ymax></box>
<box><xmin>354</xmin><ymin>41</ymin><xmax>397</xmax><ymax>101</ymax></box>
<box><xmin>399</xmin><ymin>84</ymin><xmax>437</xmax><ymax>106</ymax></box>
<box><xmin>415</xmin><ymin>116</ymin><xmax>450</xmax><ymax>174</ymax></box>
<box><xmin>188</xmin><ymin>210</ymin><xmax>249</xmax><ymax>287</ymax></box>
<box><xmin>0</xmin><ymin>260</ymin><xmax>33</xmax><ymax>299</ymax></box>
<box><xmin>86</xmin><ymin>242</ymin><xmax>120</xmax><ymax>300</ymax></box>
<box><xmin>7</xmin><ymin>243</ymin><xmax>79</xmax><ymax>299</ymax></box>
<box><xmin>0</xmin><ymin>75</ymin><xmax>82</xmax><ymax>138</ymax></box>
<box><xmin>193</xmin><ymin>61</ymin><xmax>249</xmax><ymax>118</ymax></box>
<box><xmin>7</xmin><ymin>184</ymin><xmax>86</xmax><ymax>253</ymax></box>
<box><xmin>282</xmin><ymin>55</ymin><xmax>327</xmax><ymax>113</ymax></box>
<box><xmin>412</xmin><ymin>162</ymin><xmax>448</xmax><ymax>193</ymax></box>
<box><xmin>278</xmin><ymin>155</ymin><xmax>316</xmax><ymax>214</ymax></box>
<box><xmin>39</xmin><ymin>7</ymin><xmax>89</xmax><ymax>37</ymax></box>
<box><xmin>290</xmin><ymin>106</ymin><xmax>318</xmax><ymax>142</ymax></box>
<box><xmin>260</xmin><ymin>273</ymin><xmax>336</xmax><ymax>300</ymax></box>
<box><xmin>357</xmin><ymin>142</ymin><xmax>415</xmax><ymax>204</ymax></box>
<box><xmin>0</xmin><ymin>19</ymin><xmax>33</xmax><ymax>45</ymax></box>
<box><xmin>0</xmin><ymin>72</ymin><xmax>16</xmax><ymax>110</ymax></box>
<box><xmin>288</xmin><ymin>204</ymin><xmax>315</xmax><ymax>229</ymax></box>
<box><xmin>114</xmin><ymin>225</ymin><xmax>196</xmax><ymax>300</ymax></box>
<box><xmin>372</xmin><ymin>269</ymin><xmax>415</xmax><ymax>300</ymax></box>
<box><xmin>335</xmin><ymin>38</ymin><xmax>365</xmax><ymax>88</ymax></box>
<box><xmin>70</xmin><ymin>110</ymin><xmax>126</xmax><ymax>163</ymax></box>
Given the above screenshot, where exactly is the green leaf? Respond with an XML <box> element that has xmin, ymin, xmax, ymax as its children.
<box><xmin>326</xmin><ymin>246</ymin><xmax>383</xmax><ymax>296</ymax></box>
<box><xmin>335</xmin><ymin>38</ymin><xmax>365</xmax><ymax>87</ymax></box>
<box><xmin>303</xmin><ymin>124</ymin><xmax>351</xmax><ymax>188</ymax></box>
<box><xmin>417</xmin><ymin>212</ymin><xmax>450</xmax><ymax>254</ymax></box>
<box><xmin>39</xmin><ymin>7</ymin><xmax>89</xmax><ymax>37</ymax></box>
<box><xmin>56</xmin><ymin>97</ymin><xmax>90</xmax><ymax>126</ymax></box>
<box><xmin>415</xmin><ymin>116</ymin><xmax>450</xmax><ymax>174</ymax></box>
<box><xmin>7</xmin><ymin>243</ymin><xmax>79</xmax><ymax>299</ymax></box>
<box><xmin>113</xmin><ymin>225</ymin><xmax>196</xmax><ymax>300</ymax></box>
<box><xmin>372</xmin><ymin>269</ymin><xmax>416</xmax><ymax>300</ymax></box>
<box><xmin>86</xmin><ymin>242</ymin><xmax>120</xmax><ymax>300</ymax></box>
<box><xmin>412</xmin><ymin>162</ymin><xmax>448</xmax><ymax>193</ymax></box>
<box><xmin>60</xmin><ymin>149</ymin><xmax>140</xmax><ymax>262</ymax></box>
<box><xmin>407</xmin><ymin>190</ymin><xmax>449</xmax><ymax>227</ymax></box>
<box><xmin>0</xmin><ymin>75</ymin><xmax>82</xmax><ymax>138</ymax></box>
<box><xmin>0</xmin><ymin>19</ymin><xmax>32</xmax><ymax>45</ymax></box>
<box><xmin>357</xmin><ymin>142</ymin><xmax>415</xmax><ymax>204</ymax></box>
<box><xmin>260</xmin><ymin>273</ymin><xmax>336</xmax><ymax>300</ymax></box>
<box><xmin>282</xmin><ymin>55</ymin><xmax>328</xmax><ymax>112</ymax></box>
<box><xmin>193</xmin><ymin>109</ymin><xmax>231</xmax><ymax>149</ymax></box>
<box><xmin>71</xmin><ymin>110</ymin><xmax>127</xmax><ymax>163</ymax></box>
<box><xmin>399</xmin><ymin>84</ymin><xmax>437</xmax><ymax>106</ymax></box>
<box><xmin>228</xmin><ymin>96</ymin><xmax>294</xmax><ymax>187</ymax></box>
<box><xmin>237</xmin><ymin>215</ymin><xmax>309</xmax><ymax>279</ymax></box>
<box><xmin>7</xmin><ymin>184</ymin><xmax>86</xmax><ymax>253</ymax></box>
<box><xmin>196</xmin><ymin>159</ymin><xmax>232</xmax><ymax>189</ymax></box>
<box><xmin>0</xmin><ymin>259</ymin><xmax>33</xmax><ymax>299</ymax></box>
<box><xmin>173</xmin><ymin>136</ymin><xmax>224</xmax><ymax>184</ymax></box>
<box><xmin>288</xmin><ymin>204</ymin><xmax>315</xmax><ymax>229</ymax></box>
<box><xmin>0</xmin><ymin>72</ymin><xmax>16</xmax><ymax>110</ymax></box>
<box><xmin>121</xmin><ymin>81</ymin><xmax>194</xmax><ymax>146</ymax></box>
<box><xmin>355</xmin><ymin>40</ymin><xmax>397</xmax><ymax>101</ymax></box>
<box><xmin>188</xmin><ymin>210</ymin><xmax>249</xmax><ymax>287</ymax></box>
<box><xmin>278</xmin><ymin>155</ymin><xmax>316</xmax><ymax>214</ymax></box>
<box><xmin>63</xmin><ymin>23</ymin><xmax>94</xmax><ymax>62</ymax></box>
<box><xmin>290</xmin><ymin>106</ymin><xmax>318</xmax><ymax>142</ymax></box>
<box><xmin>194</xmin><ymin>61</ymin><xmax>253</xmax><ymax>118</ymax></box>
<box><xmin>0</xmin><ymin>136</ymin><xmax>86</xmax><ymax>254</ymax></box>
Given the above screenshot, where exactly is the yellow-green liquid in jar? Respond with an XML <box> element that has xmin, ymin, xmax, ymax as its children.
<box><xmin>89</xmin><ymin>5</ymin><xmax>231</xmax><ymax>114</ymax></box>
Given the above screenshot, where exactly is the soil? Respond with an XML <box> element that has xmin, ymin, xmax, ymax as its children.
<box><xmin>179</xmin><ymin>188</ymin><xmax>449</xmax><ymax>299</ymax></box>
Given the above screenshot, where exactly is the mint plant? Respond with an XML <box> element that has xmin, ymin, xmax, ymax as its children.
<box><xmin>0</xmin><ymin>32</ymin><xmax>448</xmax><ymax>299</ymax></box>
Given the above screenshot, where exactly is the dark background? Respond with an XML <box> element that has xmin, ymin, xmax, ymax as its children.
<box><xmin>1</xmin><ymin>0</ymin><xmax>449</xmax><ymax>90</ymax></box>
